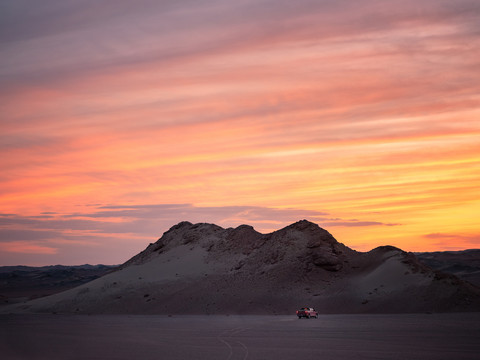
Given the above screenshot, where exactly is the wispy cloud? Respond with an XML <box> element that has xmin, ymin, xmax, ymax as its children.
<box><xmin>0</xmin><ymin>241</ymin><xmax>58</xmax><ymax>255</ymax></box>
<box><xmin>423</xmin><ymin>233</ymin><xmax>480</xmax><ymax>250</ymax></box>
<box><xmin>322</xmin><ymin>221</ymin><xmax>401</xmax><ymax>227</ymax></box>
<box><xmin>1</xmin><ymin>0</ymin><xmax>479</xmax><ymax>264</ymax></box>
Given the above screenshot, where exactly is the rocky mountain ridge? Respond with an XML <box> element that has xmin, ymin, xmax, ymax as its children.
<box><xmin>4</xmin><ymin>220</ymin><xmax>480</xmax><ymax>314</ymax></box>
<box><xmin>122</xmin><ymin>220</ymin><xmax>352</xmax><ymax>273</ymax></box>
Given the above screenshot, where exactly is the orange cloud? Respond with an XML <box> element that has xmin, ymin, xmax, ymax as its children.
<box><xmin>0</xmin><ymin>241</ymin><xmax>58</xmax><ymax>255</ymax></box>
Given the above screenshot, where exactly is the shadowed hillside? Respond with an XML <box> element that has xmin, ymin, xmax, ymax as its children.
<box><xmin>4</xmin><ymin>221</ymin><xmax>480</xmax><ymax>314</ymax></box>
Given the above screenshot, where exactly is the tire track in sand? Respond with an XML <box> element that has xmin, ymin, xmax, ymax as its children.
<box><xmin>217</xmin><ymin>327</ymin><xmax>250</xmax><ymax>360</ymax></box>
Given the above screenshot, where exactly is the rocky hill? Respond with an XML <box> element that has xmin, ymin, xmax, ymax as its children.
<box><xmin>4</xmin><ymin>221</ymin><xmax>480</xmax><ymax>314</ymax></box>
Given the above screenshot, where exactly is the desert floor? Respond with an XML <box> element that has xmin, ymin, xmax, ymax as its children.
<box><xmin>1</xmin><ymin>313</ymin><xmax>479</xmax><ymax>360</ymax></box>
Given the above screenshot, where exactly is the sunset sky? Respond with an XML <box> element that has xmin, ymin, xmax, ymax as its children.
<box><xmin>1</xmin><ymin>0</ymin><xmax>479</xmax><ymax>266</ymax></box>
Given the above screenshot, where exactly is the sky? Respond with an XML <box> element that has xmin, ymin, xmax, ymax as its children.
<box><xmin>1</xmin><ymin>0</ymin><xmax>479</xmax><ymax>266</ymax></box>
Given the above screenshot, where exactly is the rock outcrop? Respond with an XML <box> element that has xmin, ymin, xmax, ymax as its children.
<box><xmin>5</xmin><ymin>220</ymin><xmax>480</xmax><ymax>315</ymax></box>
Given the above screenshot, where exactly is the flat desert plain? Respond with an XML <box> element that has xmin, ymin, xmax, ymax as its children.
<box><xmin>1</xmin><ymin>313</ymin><xmax>479</xmax><ymax>360</ymax></box>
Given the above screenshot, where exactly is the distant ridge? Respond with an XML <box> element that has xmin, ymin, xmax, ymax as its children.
<box><xmin>4</xmin><ymin>220</ymin><xmax>480</xmax><ymax>314</ymax></box>
<box><xmin>0</xmin><ymin>265</ymin><xmax>116</xmax><ymax>305</ymax></box>
<box><xmin>416</xmin><ymin>249</ymin><xmax>480</xmax><ymax>287</ymax></box>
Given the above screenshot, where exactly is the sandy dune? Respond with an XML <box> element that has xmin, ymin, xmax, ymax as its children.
<box><xmin>3</xmin><ymin>220</ymin><xmax>480</xmax><ymax>314</ymax></box>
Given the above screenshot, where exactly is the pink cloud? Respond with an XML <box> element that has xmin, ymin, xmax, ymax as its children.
<box><xmin>0</xmin><ymin>241</ymin><xmax>58</xmax><ymax>255</ymax></box>
<box><xmin>424</xmin><ymin>233</ymin><xmax>480</xmax><ymax>250</ymax></box>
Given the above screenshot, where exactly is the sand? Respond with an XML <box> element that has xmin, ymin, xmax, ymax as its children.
<box><xmin>1</xmin><ymin>313</ymin><xmax>479</xmax><ymax>360</ymax></box>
